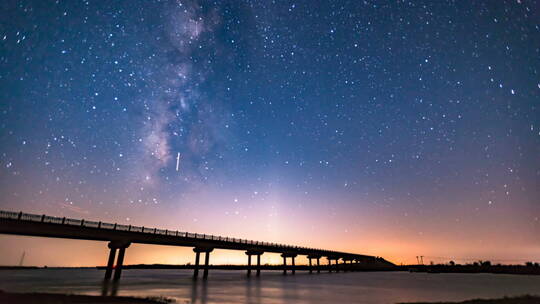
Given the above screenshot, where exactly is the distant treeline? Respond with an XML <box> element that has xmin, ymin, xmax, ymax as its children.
<box><xmin>0</xmin><ymin>266</ymin><xmax>39</xmax><ymax>270</ymax></box>
<box><xmin>5</xmin><ymin>260</ymin><xmax>539</xmax><ymax>276</ymax></box>
<box><xmin>402</xmin><ymin>261</ymin><xmax>540</xmax><ymax>275</ymax></box>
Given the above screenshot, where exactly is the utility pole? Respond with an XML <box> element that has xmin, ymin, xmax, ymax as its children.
<box><xmin>19</xmin><ymin>251</ymin><xmax>26</xmax><ymax>267</ymax></box>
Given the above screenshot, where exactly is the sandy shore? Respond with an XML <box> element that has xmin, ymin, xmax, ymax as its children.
<box><xmin>0</xmin><ymin>291</ymin><xmax>173</xmax><ymax>304</ymax></box>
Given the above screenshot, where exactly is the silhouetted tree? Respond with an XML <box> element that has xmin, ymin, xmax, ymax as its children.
<box><xmin>481</xmin><ymin>261</ymin><xmax>491</xmax><ymax>267</ymax></box>
<box><xmin>449</xmin><ymin>260</ymin><xmax>455</xmax><ymax>266</ymax></box>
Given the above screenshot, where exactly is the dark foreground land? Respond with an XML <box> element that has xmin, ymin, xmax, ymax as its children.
<box><xmin>401</xmin><ymin>295</ymin><xmax>540</xmax><ymax>304</ymax></box>
<box><xmin>2</xmin><ymin>292</ymin><xmax>539</xmax><ymax>304</ymax></box>
<box><xmin>0</xmin><ymin>291</ymin><xmax>172</xmax><ymax>304</ymax></box>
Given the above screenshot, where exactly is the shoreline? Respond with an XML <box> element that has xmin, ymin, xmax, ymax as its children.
<box><xmin>1</xmin><ymin>291</ymin><xmax>538</xmax><ymax>304</ymax></box>
<box><xmin>0</xmin><ymin>291</ymin><xmax>172</xmax><ymax>304</ymax></box>
<box><xmin>400</xmin><ymin>295</ymin><xmax>540</xmax><ymax>304</ymax></box>
<box><xmin>2</xmin><ymin>264</ymin><xmax>539</xmax><ymax>276</ymax></box>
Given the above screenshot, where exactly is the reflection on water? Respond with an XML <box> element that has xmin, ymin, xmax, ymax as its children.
<box><xmin>1</xmin><ymin>269</ymin><xmax>540</xmax><ymax>304</ymax></box>
<box><xmin>101</xmin><ymin>280</ymin><xmax>119</xmax><ymax>297</ymax></box>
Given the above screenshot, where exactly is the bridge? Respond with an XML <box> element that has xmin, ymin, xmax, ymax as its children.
<box><xmin>0</xmin><ymin>210</ymin><xmax>392</xmax><ymax>281</ymax></box>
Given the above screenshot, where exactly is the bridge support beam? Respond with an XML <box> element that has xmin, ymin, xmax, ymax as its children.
<box><xmin>193</xmin><ymin>247</ymin><xmax>213</xmax><ymax>280</ymax></box>
<box><xmin>104</xmin><ymin>247</ymin><xmax>117</xmax><ymax>280</ymax></box>
<box><xmin>307</xmin><ymin>255</ymin><xmax>321</xmax><ymax>274</ymax></box>
<box><xmin>281</xmin><ymin>253</ymin><xmax>297</xmax><ymax>275</ymax></box>
<box><xmin>335</xmin><ymin>258</ymin><xmax>340</xmax><ymax>272</ymax></box>
<box><xmin>256</xmin><ymin>254</ymin><xmax>261</xmax><ymax>276</ymax></box>
<box><xmin>327</xmin><ymin>258</ymin><xmax>332</xmax><ymax>272</ymax></box>
<box><xmin>193</xmin><ymin>251</ymin><xmax>200</xmax><ymax>279</ymax></box>
<box><xmin>317</xmin><ymin>257</ymin><xmax>321</xmax><ymax>273</ymax></box>
<box><xmin>203</xmin><ymin>251</ymin><xmax>211</xmax><ymax>279</ymax></box>
<box><xmin>105</xmin><ymin>241</ymin><xmax>130</xmax><ymax>281</ymax></box>
<box><xmin>113</xmin><ymin>247</ymin><xmax>126</xmax><ymax>280</ymax></box>
<box><xmin>247</xmin><ymin>254</ymin><xmax>252</xmax><ymax>276</ymax></box>
<box><xmin>245</xmin><ymin>250</ymin><xmax>264</xmax><ymax>277</ymax></box>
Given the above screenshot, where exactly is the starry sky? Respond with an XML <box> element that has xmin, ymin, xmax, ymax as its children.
<box><xmin>0</xmin><ymin>0</ymin><xmax>539</xmax><ymax>266</ymax></box>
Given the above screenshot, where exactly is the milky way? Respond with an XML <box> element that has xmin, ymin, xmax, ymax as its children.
<box><xmin>0</xmin><ymin>0</ymin><xmax>539</xmax><ymax>265</ymax></box>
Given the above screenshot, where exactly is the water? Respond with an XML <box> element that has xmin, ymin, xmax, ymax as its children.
<box><xmin>1</xmin><ymin>269</ymin><xmax>539</xmax><ymax>303</ymax></box>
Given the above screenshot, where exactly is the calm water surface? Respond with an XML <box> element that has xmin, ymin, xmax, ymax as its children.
<box><xmin>0</xmin><ymin>269</ymin><xmax>539</xmax><ymax>303</ymax></box>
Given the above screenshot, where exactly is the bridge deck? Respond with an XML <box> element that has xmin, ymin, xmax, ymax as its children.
<box><xmin>0</xmin><ymin>210</ymin><xmax>373</xmax><ymax>260</ymax></box>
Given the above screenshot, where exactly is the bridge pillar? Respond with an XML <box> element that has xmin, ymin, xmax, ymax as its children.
<box><xmin>335</xmin><ymin>258</ymin><xmax>340</xmax><ymax>273</ymax></box>
<box><xmin>256</xmin><ymin>254</ymin><xmax>261</xmax><ymax>276</ymax></box>
<box><xmin>307</xmin><ymin>255</ymin><xmax>321</xmax><ymax>274</ymax></box>
<box><xmin>105</xmin><ymin>241</ymin><xmax>130</xmax><ymax>281</ymax></box>
<box><xmin>193</xmin><ymin>251</ymin><xmax>201</xmax><ymax>279</ymax></box>
<box><xmin>328</xmin><ymin>258</ymin><xmax>332</xmax><ymax>272</ymax></box>
<box><xmin>280</xmin><ymin>253</ymin><xmax>297</xmax><ymax>275</ymax></box>
<box><xmin>246</xmin><ymin>250</ymin><xmax>264</xmax><ymax>277</ymax></box>
<box><xmin>113</xmin><ymin>247</ymin><xmax>126</xmax><ymax>281</ymax></box>
<box><xmin>203</xmin><ymin>251</ymin><xmax>211</xmax><ymax>279</ymax></box>
<box><xmin>193</xmin><ymin>247</ymin><xmax>213</xmax><ymax>279</ymax></box>
<box><xmin>247</xmin><ymin>254</ymin><xmax>252</xmax><ymax>276</ymax></box>
<box><xmin>317</xmin><ymin>257</ymin><xmax>321</xmax><ymax>273</ymax></box>
<box><xmin>104</xmin><ymin>246</ymin><xmax>117</xmax><ymax>280</ymax></box>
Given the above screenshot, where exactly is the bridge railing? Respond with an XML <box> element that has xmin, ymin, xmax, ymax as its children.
<box><xmin>43</xmin><ymin>215</ymin><xmax>63</xmax><ymax>224</ymax></box>
<box><xmin>101</xmin><ymin>222</ymin><xmax>115</xmax><ymax>229</ymax></box>
<box><xmin>65</xmin><ymin>218</ymin><xmax>82</xmax><ymax>225</ymax></box>
<box><xmin>130</xmin><ymin>226</ymin><xmax>143</xmax><ymax>233</ymax></box>
<box><xmin>0</xmin><ymin>210</ymin><xmax>328</xmax><ymax>254</ymax></box>
<box><xmin>21</xmin><ymin>213</ymin><xmax>42</xmax><ymax>222</ymax></box>
<box><xmin>0</xmin><ymin>210</ymin><xmax>19</xmax><ymax>219</ymax></box>
<box><xmin>83</xmin><ymin>220</ymin><xmax>100</xmax><ymax>228</ymax></box>
<box><xmin>116</xmin><ymin>224</ymin><xmax>129</xmax><ymax>231</ymax></box>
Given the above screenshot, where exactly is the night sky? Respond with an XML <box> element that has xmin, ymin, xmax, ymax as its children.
<box><xmin>0</xmin><ymin>0</ymin><xmax>539</xmax><ymax>266</ymax></box>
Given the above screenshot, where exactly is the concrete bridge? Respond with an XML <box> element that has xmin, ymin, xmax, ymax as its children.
<box><xmin>0</xmin><ymin>210</ymin><xmax>391</xmax><ymax>281</ymax></box>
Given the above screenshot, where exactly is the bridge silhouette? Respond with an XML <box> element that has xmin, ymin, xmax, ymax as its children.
<box><xmin>0</xmin><ymin>210</ymin><xmax>392</xmax><ymax>280</ymax></box>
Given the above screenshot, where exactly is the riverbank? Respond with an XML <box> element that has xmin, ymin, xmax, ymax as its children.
<box><xmin>402</xmin><ymin>264</ymin><xmax>540</xmax><ymax>276</ymax></box>
<box><xmin>4</xmin><ymin>263</ymin><xmax>538</xmax><ymax>276</ymax></box>
<box><xmin>0</xmin><ymin>290</ymin><xmax>172</xmax><ymax>304</ymax></box>
<box><xmin>401</xmin><ymin>295</ymin><xmax>540</xmax><ymax>303</ymax></box>
<box><xmin>2</xmin><ymin>291</ymin><xmax>538</xmax><ymax>304</ymax></box>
